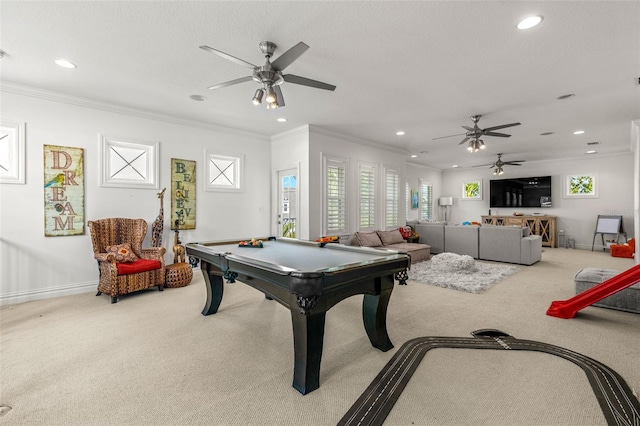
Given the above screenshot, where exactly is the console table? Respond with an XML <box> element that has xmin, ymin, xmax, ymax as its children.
<box><xmin>481</xmin><ymin>215</ymin><xmax>557</xmax><ymax>248</ymax></box>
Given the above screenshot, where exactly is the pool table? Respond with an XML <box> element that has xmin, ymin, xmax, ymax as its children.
<box><xmin>185</xmin><ymin>237</ymin><xmax>410</xmax><ymax>395</ymax></box>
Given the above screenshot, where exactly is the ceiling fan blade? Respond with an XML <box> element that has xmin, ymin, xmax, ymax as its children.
<box><xmin>483</xmin><ymin>131</ymin><xmax>512</xmax><ymax>137</ymax></box>
<box><xmin>505</xmin><ymin>161</ymin><xmax>525</xmax><ymax>165</ymax></box>
<box><xmin>483</xmin><ymin>122</ymin><xmax>521</xmax><ymax>132</ymax></box>
<box><xmin>458</xmin><ymin>136</ymin><xmax>471</xmax><ymax>145</ymax></box>
<box><xmin>462</xmin><ymin>126</ymin><xmax>474</xmax><ymax>131</ymax></box>
<box><xmin>433</xmin><ymin>132</ymin><xmax>466</xmax><ymax>140</ymax></box>
<box><xmin>200</xmin><ymin>45</ymin><xmax>257</xmax><ymax>69</ymax></box>
<box><xmin>282</xmin><ymin>74</ymin><xmax>336</xmax><ymax>91</ymax></box>
<box><xmin>282</xmin><ymin>74</ymin><xmax>336</xmax><ymax>90</ymax></box>
<box><xmin>207</xmin><ymin>76</ymin><xmax>253</xmax><ymax>91</ymax></box>
<box><xmin>274</xmin><ymin>85</ymin><xmax>285</xmax><ymax>107</ymax></box>
<box><xmin>271</xmin><ymin>42</ymin><xmax>309</xmax><ymax>71</ymax></box>
<box><xmin>472</xmin><ymin>163</ymin><xmax>494</xmax><ymax>167</ymax></box>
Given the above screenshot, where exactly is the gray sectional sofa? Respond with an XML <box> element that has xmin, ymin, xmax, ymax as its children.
<box><xmin>408</xmin><ymin>221</ymin><xmax>541</xmax><ymax>265</ymax></box>
<box><xmin>349</xmin><ymin>229</ymin><xmax>431</xmax><ymax>265</ymax></box>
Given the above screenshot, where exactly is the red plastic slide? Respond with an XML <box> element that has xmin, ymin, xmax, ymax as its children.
<box><xmin>546</xmin><ymin>264</ymin><xmax>640</xmax><ymax>319</ymax></box>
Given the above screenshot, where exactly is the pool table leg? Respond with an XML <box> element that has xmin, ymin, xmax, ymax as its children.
<box><xmin>201</xmin><ymin>262</ymin><xmax>224</xmax><ymax>316</ymax></box>
<box><xmin>362</xmin><ymin>275</ymin><xmax>394</xmax><ymax>352</ymax></box>
<box><xmin>290</xmin><ymin>309</ymin><xmax>326</xmax><ymax>395</ymax></box>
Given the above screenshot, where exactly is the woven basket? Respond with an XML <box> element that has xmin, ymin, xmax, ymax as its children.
<box><xmin>165</xmin><ymin>262</ymin><xmax>193</xmax><ymax>288</ymax></box>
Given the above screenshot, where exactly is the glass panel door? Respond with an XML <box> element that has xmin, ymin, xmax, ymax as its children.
<box><xmin>278</xmin><ymin>169</ymin><xmax>298</xmax><ymax>238</ymax></box>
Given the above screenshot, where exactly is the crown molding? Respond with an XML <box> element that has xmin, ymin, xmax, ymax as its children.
<box><xmin>270</xmin><ymin>124</ymin><xmax>310</xmax><ymax>143</ymax></box>
<box><xmin>308</xmin><ymin>124</ymin><xmax>410</xmax><ymax>156</ymax></box>
<box><xmin>0</xmin><ymin>82</ymin><xmax>269</xmax><ymax>141</ymax></box>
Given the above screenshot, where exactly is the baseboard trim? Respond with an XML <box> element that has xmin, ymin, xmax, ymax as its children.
<box><xmin>0</xmin><ymin>281</ymin><xmax>97</xmax><ymax>306</ymax></box>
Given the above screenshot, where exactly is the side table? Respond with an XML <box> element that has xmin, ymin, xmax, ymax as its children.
<box><xmin>165</xmin><ymin>262</ymin><xmax>193</xmax><ymax>288</ymax></box>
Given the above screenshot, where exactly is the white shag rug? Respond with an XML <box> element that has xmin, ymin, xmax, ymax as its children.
<box><xmin>408</xmin><ymin>252</ymin><xmax>520</xmax><ymax>294</ymax></box>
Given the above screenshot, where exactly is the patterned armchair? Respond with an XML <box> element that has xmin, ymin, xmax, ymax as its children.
<box><xmin>88</xmin><ymin>218</ymin><xmax>166</xmax><ymax>303</ymax></box>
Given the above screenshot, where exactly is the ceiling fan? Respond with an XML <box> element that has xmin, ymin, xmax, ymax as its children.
<box><xmin>433</xmin><ymin>115</ymin><xmax>521</xmax><ymax>152</ymax></box>
<box><xmin>200</xmin><ymin>41</ymin><xmax>336</xmax><ymax>109</ymax></box>
<box><xmin>473</xmin><ymin>153</ymin><xmax>525</xmax><ymax>175</ymax></box>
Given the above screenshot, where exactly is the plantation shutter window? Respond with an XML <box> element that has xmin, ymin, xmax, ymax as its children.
<box><xmin>385</xmin><ymin>169</ymin><xmax>399</xmax><ymax>228</ymax></box>
<box><xmin>359</xmin><ymin>164</ymin><xmax>376</xmax><ymax>230</ymax></box>
<box><xmin>406</xmin><ymin>181</ymin><xmax>410</xmax><ymax>220</ymax></box>
<box><xmin>326</xmin><ymin>159</ymin><xmax>347</xmax><ymax>235</ymax></box>
<box><xmin>420</xmin><ymin>181</ymin><xmax>433</xmax><ymax>221</ymax></box>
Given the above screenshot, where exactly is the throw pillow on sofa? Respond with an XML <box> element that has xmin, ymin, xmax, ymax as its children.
<box><xmin>353</xmin><ymin>231</ymin><xmax>384</xmax><ymax>247</ymax></box>
<box><xmin>377</xmin><ymin>230</ymin><xmax>406</xmax><ymax>245</ymax></box>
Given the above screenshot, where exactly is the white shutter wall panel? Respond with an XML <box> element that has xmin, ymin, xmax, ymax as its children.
<box><xmin>385</xmin><ymin>169</ymin><xmax>399</xmax><ymax>228</ymax></box>
<box><xmin>420</xmin><ymin>181</ymin><xmax>433</xmax><ymax>221</ymax></box>
<box><xmin>359</xmin><ymin>165</ymin><xmax>376</xmax><ymax>230</ymax></box>
<box><xmin>326</xmin><ymin>160</ymin><xmax>347</xmax><ymax>234</ymax></box>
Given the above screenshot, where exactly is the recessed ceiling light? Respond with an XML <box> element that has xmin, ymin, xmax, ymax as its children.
<box><xmin>410</xmin><ymin>154</ymin><xmax>417</xmax><ymax>158</ymax></box>
<box><xmin>540</xmin><ymin>132</ymin><xmax>554</xmax><ymax>136</ymax></box>
<box><xmin>586</xmin><ymin>150</ymin><xmax>597</xmax><ymax>154</ymax></box>
<box><xmin>55</xmin><ymin>59</ymin><xmax>77</xmax><ymax>69</ymax></box>
<box><xmin>557</xmin><ymin>93</ymin><xmax>575</xmax><ymax>100</ymax></box>
<box><xmin>396</xmin><ymin>131</ymin><xmax>405</xmax><ymax>136</ymax></box>
<box><xmin>189</xmin><ymin>95</ymin><xmax>207</xmax><ymax>101</ymax></box>
<box><xmin>573</xmin><ymin>130</ymin><xmax>585</xmax><ymax>135</ymax></box>
<box><xmin>452</xmin><ymin>165</ymin><xmax>460</xmax><ymax>168</ymax></box>
<box><xmin>277</xmin><ymin>118</ymin><xmax>287</xmax><ymax>122</ymax></box>
<box><xmin>517</xmin><ymin>15</ymin><xmax>543</xmax><ymax>30</ymax></box>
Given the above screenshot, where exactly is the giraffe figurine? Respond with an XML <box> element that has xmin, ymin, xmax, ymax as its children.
<box><xmin>151</xmin><ymin>188</ymin><xmax>166</xmax><ymax>248</ymax></box>
<box><xmin>173</xmin><ymin>219</ymin><xmax>186</xmax><ymax>264</ymax></box>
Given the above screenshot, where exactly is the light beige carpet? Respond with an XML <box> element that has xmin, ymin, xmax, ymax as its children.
<box><xmin>1</xmin><ymin>248</ymin><xmax>639</xmax><ymax>425</ymax></box>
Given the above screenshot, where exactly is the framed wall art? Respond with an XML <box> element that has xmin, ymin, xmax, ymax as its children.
<box><xmin>100</xmin><ymin>135</ymin><xmax>159</xmax><ymax>189</ymax></box>
<box><xmin>462</xmin><ymin>180</ymin><xmax>482</xmax><ymax>200</ymax></box>
<box><xmin>204</xmin><ymin>150</ymin><xmax>243</xmax><ymax>193</ymax></box>
<box><xmin>171</xmin><ymin>158</ymin><xmax>196</xmax><ymax>229</ymax></box>
<box><xmin>44</xmin><ymin>144</ymin><xmax>85</xmax><ymax>236</ymax></box>
<box><xmin>0</xmin><ymin>120</ymin><xmax>26</xmax><ymax>184</ymax></box>
<box><xmin>564</xmin><ymin>173</ymin><xmax>597</xmax><ymax>198</ymax></box>
<box><xmin>411</xmin><ymin>190</ymin><xmax>419</xmax><ymax>209</ymax></box>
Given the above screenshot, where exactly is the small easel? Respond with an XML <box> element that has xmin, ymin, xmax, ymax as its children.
<box><xmin>591</xmin><ymin>215</ymin><xmax>627</xmax><ymax>251</ymax></box>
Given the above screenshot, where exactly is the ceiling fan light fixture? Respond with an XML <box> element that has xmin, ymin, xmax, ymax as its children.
<box><xmin>251</xmin><ymin>89</ymin><xmax>264</xmax><ymax>105</ymax></box>
<box><xmin>265</xmin><ymin>86</ymin><xmax>277</xmax><ymax>103</ymax></box>
<box><xmin>266</xmin><ymin>100</ymin><xmax>278</xmax><ymax>110</ymax></box>
<box><xmin>479</xmin><ymin>140</ymin><xmax>486</xmax><ymax>149</ymax></box>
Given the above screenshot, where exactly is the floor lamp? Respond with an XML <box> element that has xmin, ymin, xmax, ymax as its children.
<box><xmin>439</xmin><ymin>197</ymin><xmax>453</xmax><ymax>222</ymax></box>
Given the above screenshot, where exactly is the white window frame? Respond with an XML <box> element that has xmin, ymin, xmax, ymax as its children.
<box><xmin>420</xmin><ymin>180</ymin><xmax>433</xmax><ymax>221</ymax></box>
<box><xmin>0</xmin><ymin>120</ymin><xmax>26</xmax><ymax>184</ymax></box>
<box><xmin>204</xmin><ymin>150</ymin><xmax>244</xmax><ymax>193</ymax></box>
<box><xmin>357</xmin><ymin>162</ymin><xmax>377</xmax><ymax>231</ymax></box>
<box><xmin>100</xmin><ymin>135</ymin><xmax>159</xmax><ymax>189</ymax></box>
<box><xmin>384</xmin><ymin>166</ymin><xmax>399</xmax><ymax>229</ymax></box>
<box><xmin>323</xmin><ymin>155</ymin><xmax>349</xmax><ymax>236</ymax></box>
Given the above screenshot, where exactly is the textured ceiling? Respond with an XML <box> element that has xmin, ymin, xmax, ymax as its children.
<box><xmin>1</xmin><ymin>1</ymin><xmax>639</xmax><ymax>169</ymax></box>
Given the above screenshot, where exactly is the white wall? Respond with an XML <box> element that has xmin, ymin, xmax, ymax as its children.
<box><xmin>440</xmin><ymin>153</ymin><xmax>634</xmax><ymax>249</ymax></box>
<box><xmin>0</xmin><ymin>90</ymin><xmax>271</xmax><ymax>305</ymax></box>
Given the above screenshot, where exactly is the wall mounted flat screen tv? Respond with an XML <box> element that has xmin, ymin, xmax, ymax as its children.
<box><xmin>489</xmin><ymin>176</ymin><xmax>552</xmax><ymax>208</ymax></box>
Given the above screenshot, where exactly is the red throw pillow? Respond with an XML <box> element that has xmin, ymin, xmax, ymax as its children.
<box><xmin>106</xmin><ymin>243</ymin><xmax>138</xmax><ymax>263</ymax></box>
